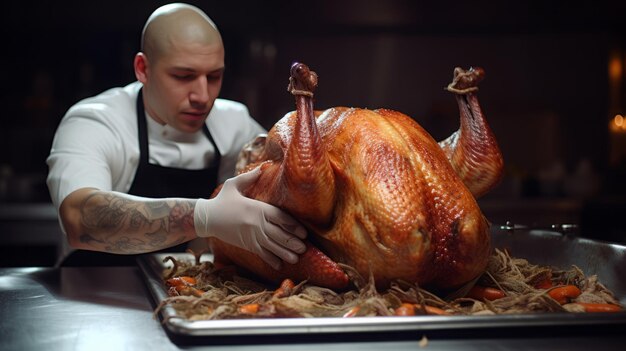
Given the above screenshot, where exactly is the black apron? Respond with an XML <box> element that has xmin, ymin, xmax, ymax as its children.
<box><xmin>61</xmin><ymin>88</ymin><xmax>221</xmax><ymax>266</ymax></box>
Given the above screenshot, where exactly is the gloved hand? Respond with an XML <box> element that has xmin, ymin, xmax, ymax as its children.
<box><xmin>194</xmin><ymin>167</ymin><xmax>307</xmax><ymax>270</ymax></box>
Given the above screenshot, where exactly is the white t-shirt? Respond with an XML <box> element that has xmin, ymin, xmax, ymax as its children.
<box><xmin>46</xmin><ymin>81</ymin><xmax>265</xmax><ymax>211</ymax></box>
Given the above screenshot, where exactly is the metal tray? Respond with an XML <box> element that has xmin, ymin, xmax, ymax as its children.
<box><xmin>138</xmin><ymin>228</ymin><xmax>626</xmax><ymax>337</ymax></box>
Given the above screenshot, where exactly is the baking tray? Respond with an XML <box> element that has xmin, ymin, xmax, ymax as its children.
<box><xmin>138</xmin><ymin>228</ymin><xmax>626</xmax><ymax>337</ymax></box>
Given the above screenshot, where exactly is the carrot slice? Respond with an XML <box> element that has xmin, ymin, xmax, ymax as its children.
<box><xmin>574</xmin><ymin>302</ymin><xmax>622</xmax><ymax>313</ymax></box>
<box><xmin>534</xmin><ymin>278</ymin><xmax>553</xmax><ymax>289</ymax></box>
<box><xmin>395</xmin><ymin>303</ymin><xmax>449</xmax><ymax>316</ymax></box>
<box><xmin>166</xmin><ymin>276</ymin><xmax>196</xmax><ymax>287</ymax></box>
<box><xmin>175</xmin><ymin>285</ymin><xmax>205</xmax><ymax>297</ymax></box>
<box><xmin>466</xmin><ymin>286</ymin><xmax>506</xmax><ymax>301</ymax></box>
<box><xmin>342</xmin><ymin>306</ymin><xmax>360</xmax><ymax>317</ymax></box>
<box><xmin>239</xmin><ymin>303</ymin><xmax>260</xmax><ymax>314</ymax></box>
<box><xmin>548</xmin><ymin>285</ymin><xmax>581</xmax><ymax>304</ymax></box>
<box><xmin>421</xmin><ymin>305</ymin><xmax>450</xmax><ymax>316</ymax></box>
<box><xmin>273</xmin><ymin>279</ymin><xmax>296</xmax><ymax>298</ymax></box>
<box><xmin>394</xmin><ymin>303</ymin><xmax>416</xmax><ymax>316</ymax></box>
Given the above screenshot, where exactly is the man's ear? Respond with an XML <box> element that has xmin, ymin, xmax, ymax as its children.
<box><xmin>134</xmin><ymin>53</ymin><xmax>148</xmax><ymax>83</ymax></box>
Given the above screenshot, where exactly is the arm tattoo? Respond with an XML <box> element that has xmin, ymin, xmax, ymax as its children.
<box><xmin>79</xmin><ymin>192</ymin><xmax>195</xmax><ymax>254</ymax></box>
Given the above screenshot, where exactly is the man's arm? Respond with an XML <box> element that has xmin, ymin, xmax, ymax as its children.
<box><xmin>59</xmin><ymin>188</ymin><xmax>197</xmax><ymax>254</ymax></box>
<box><xmin>59</xmin><ymin>169</ymin><xmax>308</xmax><ymax>268</ymax></box>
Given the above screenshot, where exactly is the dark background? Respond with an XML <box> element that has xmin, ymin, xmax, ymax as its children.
<box><xmin>1</xmin><ymin>0</ymin><xmax>626</xmax><ymax>265</ymax></box>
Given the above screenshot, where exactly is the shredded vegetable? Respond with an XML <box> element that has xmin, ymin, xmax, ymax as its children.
<box><xmin>155</xmin><ymin>248</ymin><xmax>622</xmax><ymax>320</ymax></box>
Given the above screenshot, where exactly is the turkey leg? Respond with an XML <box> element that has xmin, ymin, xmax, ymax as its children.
<box><xmin>282</xmin><ymin>62</ymin><xmax>337</xmax><ymax>226</ymax></box>
<box><xmin>438</xmin><ymin>67</ymin><xmax>504</xmax><ymax>197</ymax></box>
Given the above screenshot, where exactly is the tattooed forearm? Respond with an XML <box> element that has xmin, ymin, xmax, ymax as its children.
<box><xmin>78</xmin><ymin>191</ymin><xmax>196</xmax><ymax>254</ymax></box>
<box><xmin>81</xmin><ymin>195</ymin><xmax>128</xmax><ymax>231</ymax></box>
<box><xmin>79</xmin><ymin>233</ymin><xmax>105</xmax><ymax>245</ymax></box>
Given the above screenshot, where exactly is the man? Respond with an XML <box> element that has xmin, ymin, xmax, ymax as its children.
<box><xmin>46</xmin><ymin>3</ymin><xmax>306</xmax><ymax>269</ymax></box>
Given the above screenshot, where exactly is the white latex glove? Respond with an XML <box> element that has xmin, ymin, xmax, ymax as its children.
<box><xmin>194</xmin><ymin>167</ymin><xmax>307</xmax><ymax>270</ymax></box>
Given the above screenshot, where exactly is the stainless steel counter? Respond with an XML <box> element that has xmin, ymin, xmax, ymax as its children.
<box><xmin>1</xmin><ymin>266</ymin><xmax>624</xmax><ymax>351</ymax></box>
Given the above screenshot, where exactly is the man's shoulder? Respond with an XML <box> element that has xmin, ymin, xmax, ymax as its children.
<box><xmin>212</xmin><ymin>98</ymin><xmax>250</xmax><ymax>115</ymax></box>
<box><xmin>208</xmin><ymin>99</ymin><xmax>265</xmax><ymax>140</ymax></box>
<box><xmin>60</xmin><ymin>82</ymin><xmax>141</xmax><ymax>138</ymax></box>
<box><xmin>66</xmin><ymin>82</ymin><xmax>139</xmax><ymax>120</ymax></box>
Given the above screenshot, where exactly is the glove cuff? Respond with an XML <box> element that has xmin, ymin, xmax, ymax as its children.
<box><xmin>193</xmin><ymin>198</ymin><xmax>212</xmax><ymax>237</ymax></box>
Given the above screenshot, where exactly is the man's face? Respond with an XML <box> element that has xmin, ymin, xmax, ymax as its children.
<box><xmin>143</xmin><ymin>40</ymin><xmax>225</xmax><ymax>133</ymax></box>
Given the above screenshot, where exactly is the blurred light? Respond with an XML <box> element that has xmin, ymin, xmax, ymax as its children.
<box><xmin>609</xmin><ymin>55</ymin><xmax>622</xmax><ymax>81</ymax></box>
<box><xmin>611</xmin><ymin>114</ymin><xmax>626</xmax><ymax>133</ymax></box>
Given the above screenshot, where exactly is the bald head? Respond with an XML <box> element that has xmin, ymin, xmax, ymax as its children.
<box><xmin>141</xmin><ymin>3</ymin><xmax>222</xmax><ymax>62</ymax></box>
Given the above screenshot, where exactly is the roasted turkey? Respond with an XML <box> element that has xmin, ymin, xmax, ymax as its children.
<box><xmin>209</xmin><ymin>62</ymin><xmax>503</xmax><ymax>291</ymax></box>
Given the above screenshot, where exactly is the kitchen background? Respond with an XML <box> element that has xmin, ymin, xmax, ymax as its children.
<box><xmin>1</xmin><ymin>0</ymin><xmax>625</xmax><ymax>266</ymax></box>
